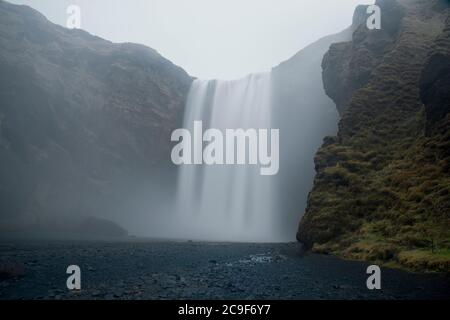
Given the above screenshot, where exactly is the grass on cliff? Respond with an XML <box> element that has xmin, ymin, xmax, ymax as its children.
<box><xmin>308</xmin><ymin>115</ymin><xmax>450</xmax><ymax>272</ymax></box>
<box><xmin>300</xmin><ymin>3</ymin><xmax>450</xmax><ymax>273</ymax></box>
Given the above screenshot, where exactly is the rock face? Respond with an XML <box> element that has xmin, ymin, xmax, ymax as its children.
<box><xmin>322</xmin><ymin>0</ymin><xmax>404</xmax><ymax>115</ymax></box>
<box><xmin>0</xmin><ymin>1</ymin><xmax>192</xmax><ymax>233</ymax></box>
<box><xmin>420</xmin><ymin>15</ymin><xmax>450</xmax><ymax>136</ymax></box>
<box><xmin>270</xmin><ymin>10</ymin><xmax>363</xmax><ymax>238</ymax></box>
<box><xmin>298</xmin><ymin>0</ymin><xmax>450</xmax><ymax>272</ymax></box>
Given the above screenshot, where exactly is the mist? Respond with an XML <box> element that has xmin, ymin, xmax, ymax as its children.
<box><xmin>1</xmin><ymin>0</ymin><xmax>369</xmax><ymax>242</ymax></box>
<box><xmin>8</xmin><ymin>0</ymin><xmax>372</xmax><ymax>79</ymax></box>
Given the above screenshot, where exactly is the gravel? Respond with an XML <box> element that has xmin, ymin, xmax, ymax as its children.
<box><xmin>0</xmin><ymin>240</ymin><xmax>449</xmax><ymax>300</ymax></box>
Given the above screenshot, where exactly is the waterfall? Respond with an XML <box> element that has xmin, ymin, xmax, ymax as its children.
<box><xmin>175</xmin><ymin>72</ymin><xmax>283</xmax><ymax>242</ymax></box>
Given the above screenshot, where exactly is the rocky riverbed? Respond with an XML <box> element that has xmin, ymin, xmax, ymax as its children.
<box><xmin>0</xmin><ymin>240</ymin><xmax>449</xmax><ymax>300</ymax></box>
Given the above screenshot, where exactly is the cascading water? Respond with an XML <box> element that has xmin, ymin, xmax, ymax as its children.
<box><xmin>175</xmin><ymin>73</ymin><xmax>283</xmax><ymax>242</ymax></box>
<box><xmin>123</xmin><ymin>20</ymin><xmax>345</xmax><ymax>241</ymax></box>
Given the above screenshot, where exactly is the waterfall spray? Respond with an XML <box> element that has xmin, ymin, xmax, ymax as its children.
<box><xmin>174</xmin><ymin>73</ymin><xmax>282</xmax><ymax>242</ymax></box>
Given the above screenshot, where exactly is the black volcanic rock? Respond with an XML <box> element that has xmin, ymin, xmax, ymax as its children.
<box><xmin>420</xmin><ymin>15</ymin><xmax>450</xmax><ymax>175</ymax></box>
<box><xmin>0</xmin><ymin>1</ymin><xmax>192</xmax><ymax>231</ymax></box>
<box><xmin>322</xmin><ymin>0</ymin><xmax>404</xmax><ymax>115</ymax></box>
<box><xmin>420</xmin><ymin>16</ymin><xmax>450</xmax><ymax>134</ymax></box>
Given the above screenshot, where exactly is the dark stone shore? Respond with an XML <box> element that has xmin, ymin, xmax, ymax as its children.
<box><xmin>0</xmin><ymin>240</ymin><xmax>449</xmax><ymax>300</ymax></box>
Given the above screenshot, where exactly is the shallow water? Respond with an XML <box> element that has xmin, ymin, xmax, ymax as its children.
<box><xmin>1</xmin><ymin>240</ymin><xmax>449</xmax><ymax>300</ymax></box>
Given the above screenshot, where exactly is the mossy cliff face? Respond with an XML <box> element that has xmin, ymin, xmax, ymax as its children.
<box><xmin>298</xmin><ymin>0</ymin><xmax>450</xmax><ymax>273</ymax></box>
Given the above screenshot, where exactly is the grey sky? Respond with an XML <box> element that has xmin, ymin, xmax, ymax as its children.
<box><xmin>8</xmin><ymin>0</ymin><xmax>373</xmax><ymax>79</ymax></box>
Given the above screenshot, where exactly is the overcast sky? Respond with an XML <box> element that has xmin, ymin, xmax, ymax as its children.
<box><xmin>9</xmin><ymin>0</ymin><xmax>373</xmax><ymax>79</ymax></box>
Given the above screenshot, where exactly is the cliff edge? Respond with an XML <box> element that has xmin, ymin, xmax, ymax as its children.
<box><xmin>298</xmin><ymin>0</ymin><xmax>450</xmax><ymax>273</ymax></box>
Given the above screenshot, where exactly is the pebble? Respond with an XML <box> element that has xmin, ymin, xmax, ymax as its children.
<box><xmin>1</xmin><ymin>242</ymin><xmax>448</xmax><ymax>300</ymax></box>
<box><xmin>91</xmin><ymin>290</ymin><xmax>102</xmax><ymax>297</ymax></box>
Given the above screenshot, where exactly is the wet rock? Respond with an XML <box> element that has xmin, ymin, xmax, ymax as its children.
<box><xmin>91</xmin><ymin>290</ymin><xmax>102</xmax><ymax>297</ymax></box>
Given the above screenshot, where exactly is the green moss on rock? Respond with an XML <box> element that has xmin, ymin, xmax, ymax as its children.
<box><xmin>298</xmin><ymin>0</ymin><xmax>450</xmax><ymax>273</ymax></box>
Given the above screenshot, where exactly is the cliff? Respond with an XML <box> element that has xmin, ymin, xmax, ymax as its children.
<box><xmin>0</xmin><ymin>1</ymin><xmax>192</xmax><ymax>233</ymax></box>
<box><xmin>270</xmin><ymin>7</ymin><xmax>371</xmax><ymax>238</ymax></box>
<box><xmin>298</xmin><ymin>0</ymin><xmax>450</xmax><ymax>272</ymax></box>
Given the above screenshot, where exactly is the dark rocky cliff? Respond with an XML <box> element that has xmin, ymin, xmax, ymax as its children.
<box><xmin>298</xmin><ymin>0</ymin><xmax>450</xmax><ymax>272</ymax></box>
<box><xmin>0</xmin><ymin>1</ymin><xmax>192</xmax><ymax>233</ymax></box>
<box><xmin>270</xmin><ymin>7</ymin><xmax>371</xmax><ymax>238</ymax></box>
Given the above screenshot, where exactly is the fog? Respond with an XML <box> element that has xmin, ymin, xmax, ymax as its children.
<box><xmin>1</xmin><ymin>0</ymin><xmax>372</xmax><ymax>242</ymax></box>
<box><xmin>8</xmin><ymin>0</ymin><xmax>372</xmax><ymax>79</ymax></box>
